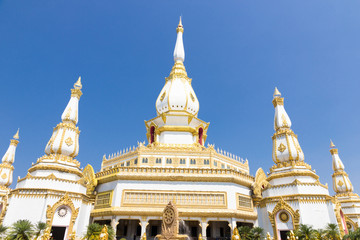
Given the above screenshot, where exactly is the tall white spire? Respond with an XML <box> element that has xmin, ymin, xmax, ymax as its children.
<box><xmin>0</xmin><ymin>129</ymin><xmax>20</xmax><ymax>187</ymax></box>
<box><xmin>45</xmin><ymin>77</ymin><xmax>82</xmax><ymax>158</ymax></box>
<box><xmin>173</xmin><ymin>17</ymin><xmax>185</xmax><ymax>63</ymax></box>
<box><xmin>330</xmin><ymin>141</ymin><xmax>353</xmax><ymax>193</ymax></box>
<box><xmin>272</xmin><ymin>88</ymin><xmax>304</xmax><ymax>163</ymax></box>
<box><xmin>273</xmin><ymin>87</ymin><xmax>292</xmax><ymax>131</ymax></box>
<box><xmin>61</xmin><ymin>76</ymin><xmax>82</xmax><ymax>124</ymax></box>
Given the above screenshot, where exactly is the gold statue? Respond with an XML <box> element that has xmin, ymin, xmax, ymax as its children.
<box><xmin>99</xmin><ymin>225</ymin><xmax>109</xmax><ymax>240</ymax></box>
<box><xmin>266</xmin><ymin>232</ymin><xmax>273</xmax><ymax>240</ymax></box>
<box><xmin>41</xmin><ymin>226</ymin><xmax>51</xmax><ymax>240</ymax></box>
<box><xmin>69</xmin><ymin>231</ymin><xmax>76</xmax><ymax>240</ymax></box>
<box><xmin>198</xmin><ymin>233</ymin><xmax>202</xmax><ymax>240</ymax></box>
<box><xmin>141</xmin><ymin>233</ymin><xmax>147</xmax><ymax>240</ymax></box>
<box><xmin>288</xmin><ymin>230</ymin><xmax>296</xmax><ymax>240</ymax></box>
<box><xmin>231</xmin><ymin>228</ymin><xmax>241</xmax><ymax>240</ymax></box>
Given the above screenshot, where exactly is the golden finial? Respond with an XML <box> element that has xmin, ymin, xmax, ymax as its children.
<box><xmin>13</xmin><ymin>128</ymin><xmax>20</xmax><ymax>140</ymax></box>
<box><xmin>330</xmin><ymin>139</ymin><xmax>336</xmax><ymax>148</ymax></box>
<box><xmin>74</xmin><ymin>76</ymin><xmax>82</xmax><ymax>90</ymax></box>
<box><xmin>176</xmin><ymin>16</ymin><xmax>184</xmax><ymax>33</ymax></box>
<box><xmin>273</xmin><ymin>87</ymin><xmax>281</xmax><ymax>98</ymax></box>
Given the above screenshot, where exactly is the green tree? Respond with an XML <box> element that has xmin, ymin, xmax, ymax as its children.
<box><xmin>294</xmin><ymin>224</ymin><xmax>316</xmax><ymax>240</ymax></box>
<box><xmin>324</xmin><ymin>223</ymin><xmax>341</xmax><ymax>240</ymax></box>
<box><xmin>237</xmin><ymin>226</ymin><xmax>251</xmax><ymax>240</ymax></box>
<box><xmin>343</xmin><ymin>228</ymin><xmax>360</xmax><ymax>240</ymax></box>
<box><xmin>7</xmin><ymin>219</ymin><xmax>34</xmax><ymax>240</ymax></box>
<box><xmin>248</xmin><ymin>227</ymin><xmax>264</xmax><ymax>240</ymax></box>
<box><xmin>85</xmin><ymin>223</ymin><xmax>115</xmax><ymax>240</ymax></box>
<box><xmin>0</xmin><ymin>225</ymin><xmax>7</xmax><ymax>239</ymax></box>
<box><xmin>34</xmin><ymin>222</ymin><xmax>47</xmax><ymax>240</ymax></box>
<box><xmin>86</xmin><ymin>223</ymin><xmax>102</xmax><ymax>240</ymax></box>
<box><xmin>313</xmin><ymin>229</ymin><xmax>325</xmax><ymax>240</ymax></box>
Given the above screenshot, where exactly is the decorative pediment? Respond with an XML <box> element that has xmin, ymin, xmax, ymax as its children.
<box><xmin>80</xmin><ymin>164</ymin><xmax>97</xmax><ymax>195</ymax></box>
<box><xmin>268</xmin><ymin>198</ymin><xmax>300</xmax><ymax>240</ymax></box>
<box><xmin>252</xmin><ymin>168</ymin><xmax>269</xmax><ymax>199</ymax></box>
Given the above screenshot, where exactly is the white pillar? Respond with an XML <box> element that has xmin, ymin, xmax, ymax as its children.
<box><xmin>111</xmin><ymin>218</ymin><xmax>119</xmax><ymax>240</ymax></box>
<box><xmin>139</xmin><ymin>219</ymin><xmax>149</xmax><ymax>239</ymax></box>
<box><xmin>230</xmin><ymin>218</ymin><xmax>237</xmax><ymax>236</ymax></box>
<box><xmin>200</xmin><ymin>219</ymin><xmax>208</xmax><ymax>239</ymax></box>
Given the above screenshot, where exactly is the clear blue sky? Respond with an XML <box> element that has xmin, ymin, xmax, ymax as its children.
<box><xmin>0</xmin><ymin>1</ymin><xmax>360</xmax><ymax>194</ymax></box>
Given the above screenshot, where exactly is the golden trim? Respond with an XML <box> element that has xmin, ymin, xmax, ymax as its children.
<box><xmin>95</xmin><ymin>190</ymin><xmax>113</xmax><ymax>209</ymax></box>
<box><xmin>95</xmin><ymin>167</ymin><xmax>254</xmax><ymax>187</ymax></box>
<box><xmin>268</xmin><ymin>198</ymin><xmax>300</xmax><ymax>240</ymax></box>
<box><xmin>46</xmin><ymin>193</ymin><xmax>79</xmax><ymax>239</ymax></box>
<box><xmin>90</xmin><ymin>207</ymin><xmax>257</xmax><ymax>220</ymax></box>
<box><xmin>121</xmin><ymin>189</ymin><xmax>227</xmax><ymax>209</ymax></box>
<box><xmin>28</xmin><ymin>164</ymin><xmax>83</xmax><ymax>178</ymax></box>
<box><xmin>267</xmin><ymin>170</ymin><xmax>319</xmax><ymax>181</ymax></box>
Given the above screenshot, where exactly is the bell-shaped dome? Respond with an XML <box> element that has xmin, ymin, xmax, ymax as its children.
<box><xmin>155</xmin><ymin>18</ymin><xmax>200</xmax><ymax>117</ymax></box>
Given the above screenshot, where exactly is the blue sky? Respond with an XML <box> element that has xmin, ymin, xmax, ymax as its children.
<box><xmin>0</xmin><ymin>0</ymin><xmax>360</xmax><ymax>194</ymax></box>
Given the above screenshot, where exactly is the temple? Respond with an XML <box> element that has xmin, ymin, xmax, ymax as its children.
<box><xmin>0</xmin><ymin>18</ymin><xmax>359</xmax><ymax>240</ymax></box>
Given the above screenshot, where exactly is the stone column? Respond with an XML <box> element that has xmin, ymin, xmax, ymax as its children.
<box><xmin>230</xmin><ymin>218</ymin><xmax>237</xmax><ymax>236</ymax></box>
<box><xmin>111</xmin><ymin>218</ymin><xmax>119</xmax><ymax>240</ymax></box>
<box><xmin>200</xmin><ymin>218</ymin><xmax>208</xmax><ymax>239</ymax></box>
<box><xmin>139</xmin><ymin>217</ymin><xmax>149</xmax><ymax>239</ymax></box>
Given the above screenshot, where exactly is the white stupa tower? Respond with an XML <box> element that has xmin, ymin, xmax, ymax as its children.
<box><xmin>3</xmin><ymin>78</ymin><xmax>97</xmax><ymax>240</ymax></box>
<box><xmin>145</xmin><ymin>17</ymin><xmax>209</xmax><ymax>146</ymax></box>
<box><xmin>253</xmin><ymin>88</ymin><xmax>341</xmax><ymax>239</ymax></box>
<box><xmin>330</xmin><ymin>141</ymin><xmax>360</xmax><ymax>231</ymax></box>
<box><xmin>0</xmin><ymin>130</ymin><xmax>19</xmax><ymax>224</ymax></box>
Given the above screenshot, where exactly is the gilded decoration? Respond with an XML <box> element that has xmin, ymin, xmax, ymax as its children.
<box><xmin>279</xmin><ymin>211</ymin><xmax>289</xmax><ymax>223</ymax></box>
<box><xmin>156</xmin><ymin>201</ymin><xmax>187</xmax><ymax>240</ymax></box>
<box><xmin>65</xmin><ymin>137</ymin><xmax>73</xmax><ymax>146</ymax></box>
<box><xmin>252</xmin><ymin>168</ymin><xmax>269</xmax><ymax>204</ymax></box>
<box><xmin>277</xmin><ymin>143</ymin><xmax>286</xmax><ymax>153</ymax></box>
<box><xmin>0</xmin><ymin>194</ymin><xmax>9</xmax><ymax>224</ymax></box>
<box><xmin>46</xmin><ymin>193</ymin><xmax>79</xmax><ymax>240</ymax></box>
<box><xmin>80</xmin><ymin>164</ymin><xmax>98</xmax><ymax>194</ymax></box>
<box><xmin>29</xmin><ymin>163</ymin><xmax>83</xmax><ymax>177</ymax></box>
<box><xmin>121</xmin><ymin>189</ymin><xmax>227</xmax><ymax>209</ymax></box>
<box><xmin>160</xmin><ymin>92</ymin><xmax>166</xmax><ymax>101</ymax></box>
<box><xmin>268</xmin><ymin>198</ymin><xmax>300</xmax><ymax>240</ymax></box>
<box><xmin>333</xmin><ymin>198</ymin><xmax>345</xmax><ymax>236</ymax></box>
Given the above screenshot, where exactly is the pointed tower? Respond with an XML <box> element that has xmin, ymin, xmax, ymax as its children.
<box><xmin>330</xmin><ymin>141</ymin><xmax>360</xmax><ymax>230</ymax></box>
<box><xmin>253</xmin><ymin>88</ymin><xmax>339</xmax><ymax>239</ymax></box>
<box><xmin>145</xmin><ymin>18</ymin><xmax>209</xmax><ymax>146</ymax></box>
<box><xmin>3</xmin><ymin>78</ymin><xmax>96</xmax><ymax>237</ymax></box>
<box><xmin>0</xmin><ymin>129</ymin><xmax>20</xmax><ymax>188</ymax></box>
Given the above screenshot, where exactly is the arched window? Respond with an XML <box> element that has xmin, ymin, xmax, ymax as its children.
<box><xmin>198</xmin><ymin>128</ymin><xmax>203</xmax><ymax>145</ymax></box>
<box><xmin>150</xmin><ymin>126</ymin><xmax>155</xmax><ymax>144</ymax></box>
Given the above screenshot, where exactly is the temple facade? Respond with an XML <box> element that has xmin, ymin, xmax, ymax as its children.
<box><xmin>0</xmin><ymin>18</ymin><xmax>359</xmax><ymax>240</ymax></box>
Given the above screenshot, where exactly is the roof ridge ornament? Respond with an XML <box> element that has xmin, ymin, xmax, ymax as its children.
<box><xmin>13</xmin><ymin>128</ymin><xmax>20</xmax><ymax>140</ymax></box>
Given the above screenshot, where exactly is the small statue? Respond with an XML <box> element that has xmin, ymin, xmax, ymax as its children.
<box><xmin>69</xmin><ymin>231</ymin><xmax>76</xmax><ymax>240</ymax></box>
<box><xmin>198</xmin><ymin>233</ymin><xmax>202</xmax><ymax>240</ymax></box>
<box><xmin>288</xmin><ymin>230</ymin><xmax>296</xmax><ymax>240</ymax></box>
<box><xmin>141</xmin><ymin>233</ymin><xmax>147</xmax><ymax>240</ymax></box>
<box><xmin>99</xmin><ymin>225</ymin><xmax>109</xmax><ymax>240</ymax></box>
<box><xmin>231</xmin><ymin>228</ymin><xmax>241</xmax><ymax>240</ymax></box>
<box><xmin>41</xmin><ymin>226</ymin><xmax>52</xmax><ymax>240</ymax></box>
<box><xmin>266</xmin><ymin>232</ymin><xmax>273</xmax><ymax>240</ymax></box>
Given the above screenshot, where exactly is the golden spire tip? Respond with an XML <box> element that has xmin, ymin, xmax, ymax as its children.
<box><xmin>178</xmin><ymin>16</ymin><xmax>183</xmax><ymax>27</ymax></box>
<box><xmin>273</xmin><ymin>87</ymin><xmax>281</xmax><ymax>98</ymax></box>
<box><xmin>74</xmin><ymin>76</ymin><xmax>82</xmax><ymax>90</ymax></box>
<box><xmin>330</xmin><ymin>139</ymin><xmax>336</xmax><ymax>148</ymax></box>
<box><xmin>176</xmin><ymin>16</ymin><xmax>184</xmax><ymax>33</ymax></box>
<box><xmin>13</xmin><ymin>128</ymin><xmax>19</xmax><ymax>140</ymax></box>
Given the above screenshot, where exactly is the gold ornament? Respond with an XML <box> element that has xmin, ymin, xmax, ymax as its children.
<box><xmin>65</xmin><ymin>137</ymin><xmax>73</xmax><ymax>146</ymax></box>
<box><xmin>278</xmin><ymin>143</ymin><xmax>286</xmax><ymax>153</ymax></box>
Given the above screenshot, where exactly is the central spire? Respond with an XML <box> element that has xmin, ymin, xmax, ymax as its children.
<box><xmin>147</xmin><ymin>18</ymin><xmax>209</xmax><ymax>145</ymax></box>
<box><xmin>173</xmin><ymin>17</ymin><xmax>185</xmax><ymax>63</ymax></box>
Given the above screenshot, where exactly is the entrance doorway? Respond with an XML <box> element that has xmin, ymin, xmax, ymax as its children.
<box><xmin>280</xmin><ymin>230</ymin><xmax>289</xmax><ymax>240</ymax></box>
<box><xmin>51</xmin><ymin>226</ymin><xmax>66</xmax><ymax>240</ymax></box>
